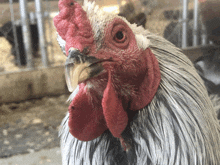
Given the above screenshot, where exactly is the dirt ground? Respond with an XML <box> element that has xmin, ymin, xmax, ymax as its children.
<box><xmin>0</xmin><ymin>94</ymin><xmax>69</xmax><ymax>158</ymax></box>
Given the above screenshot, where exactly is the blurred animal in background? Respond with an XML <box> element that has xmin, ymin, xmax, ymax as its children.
<box><xmin>195</xmin><ymin>48</ymin><xmax>220</xmax><ymax>95</ymax></box>
<box><xmin>163</xmin><ymin>20</ymin><xmax>202</xmax><ymax>47</ymax></box>
<box><xmin>163</xmin><ymin>8</ymin><xmax>202</xmax><ymax>48</ymax></box>
<box><xmin>0</xmin><ymin>21</ymin><xmax>39</xmax><ymax>66</ymax></box>
<box><xmin>118</xmin><ymin>2</ymin><xmax>147</xmax><ymax>28</ymax></box>
<box><xmin>194</xmin><ymin>48</ymin><xmax>220</xmax><ymax>119</ymax></box>
<box><xmin>193</xmin><ymin>0</ymin><xmax>220</xmax><ymax>115</ymax></box>
<box><xmin>118</xmin><ymin>0</ymin><xmax>158</xmax><ymax>28</ymax></box>
<box><xmin>163</xmin><ymin>9</ymin><xmax>194</xmax><ymax>20</ymax></box>
<box><xmin>200</xmin><ymin>0</ymin><xmax>220</xmax><ymax>45</ymax></box>
<box><xmin>163</xmin><ymin>1</ymin><xmax>220</xmax><ymax>47</ymax></box>
<box><xmin>54</xmin><ymin>0</ymin><xmax>220</xmax><ymax>164</ymax></box>
<box><xmin>140</xmin><ymin>0</ymin><xmax>158</xmax><ymax>15</ymax></box>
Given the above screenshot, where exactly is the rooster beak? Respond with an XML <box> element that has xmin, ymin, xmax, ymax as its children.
<box><xmin>65</xmin><ymin>48</ymin><xmax>104</xmax><ymax>92</ymax></box>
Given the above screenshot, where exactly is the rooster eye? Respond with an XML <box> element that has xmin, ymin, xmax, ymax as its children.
<box><xmin>111</xmin><ymin>23</ymin><xmax>128</xmax><ymax>48</ymax></box>
<box><xmin>116</xmin><ymin>31</ymin><xmax>124</xmax><ymax>40</ymax></box>
<box><xmin>114</xmin><ymin>30</ymin><xmax>126</xmax><ymax>43</ymax></box>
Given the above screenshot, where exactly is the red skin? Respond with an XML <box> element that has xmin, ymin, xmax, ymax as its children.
<box><xmin>54</xmin><ymin>0</ymin><xmax>161</xmax><ymax>142</ymax></box>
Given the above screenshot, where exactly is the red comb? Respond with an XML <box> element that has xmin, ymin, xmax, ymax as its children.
<box><xmin>53</xmin><ymin>0</ymin><xmax>94</xmax><ymax>55</ymax></box>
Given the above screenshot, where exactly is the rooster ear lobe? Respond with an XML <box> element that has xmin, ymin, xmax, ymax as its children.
<box><xmin>130</xmin><ymin>48</ymin><xmax>161</xmax><ymax>110</ymax></box>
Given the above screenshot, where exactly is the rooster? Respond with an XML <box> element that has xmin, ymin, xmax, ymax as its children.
<box><xmin>53</xmin><ymin>0</ymin><xmax>220</xmax><ymax>164</ymax></box>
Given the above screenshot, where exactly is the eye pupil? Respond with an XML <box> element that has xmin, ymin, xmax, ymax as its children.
<box><xmin>116</xmin><ymin>31</ymin><xmax>124</xmax><ymax>40</ymax></box>
<box><xmin>70</xmin><ymin>2</ymin><xmax>74</xmax><ymax>6</ymax></box>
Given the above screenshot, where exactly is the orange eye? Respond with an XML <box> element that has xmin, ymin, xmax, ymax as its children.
<box><xmin>114</xmin><ymin>31</ymin><xmax>126</xmax><ymax>43</ymax></box>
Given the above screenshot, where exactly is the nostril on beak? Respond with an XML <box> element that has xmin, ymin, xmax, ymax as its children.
<box><xmin>68</xmin><ymin>47</ymin><xmax>80</xmax><ymax>57</ymax></box>
<box><xmin>67</xmin><ymin>47</ymin><xmax>85</xmax><ymax>64</ymax></box>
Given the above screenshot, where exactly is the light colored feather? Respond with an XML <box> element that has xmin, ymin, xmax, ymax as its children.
<box><xmin>57</xmin><ymin>33</ymin><xmax>66</xmax><ymax>55</ymax></box>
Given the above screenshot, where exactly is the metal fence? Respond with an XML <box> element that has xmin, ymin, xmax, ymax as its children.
<box><xmin>162</xmin><ymin>0</ymin><xmax>209</xmax><ymax>48</ymax></box>
<box><xmin>0</xmin><ymin>0</ymin><xmax>216</xmax><ymax>73</ymax></box>
<box><xmin>0</xmin><ymin>0</ymin><xmax>65</xmax><ymax>72</ymax></box>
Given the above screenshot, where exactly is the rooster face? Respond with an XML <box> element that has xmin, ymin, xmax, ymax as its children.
<box><xmin>54</xmin><ymin>0</ymin><xmax>160</xmax><ymax>143</ymax></box>
<box><xmin>65</xmin><ymin>18</ymin><xmax>151</xmax><ymax>94</ymax></box>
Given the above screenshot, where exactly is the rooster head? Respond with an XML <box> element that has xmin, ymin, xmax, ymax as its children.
<box><xmin>54</xmin><ymin>0</ymin><xmax>161</xmax><ymax>143</ymax></box>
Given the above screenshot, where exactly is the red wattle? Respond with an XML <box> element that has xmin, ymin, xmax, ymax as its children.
<box><xmin>102</xmin><ymin>71</ymin><xmax>128</xmax><ymax>138</ymax></box>
<box><xmin>68</xmin><ymin>84</ymin><xmax>108</xmax><ymax>141</ymax></box>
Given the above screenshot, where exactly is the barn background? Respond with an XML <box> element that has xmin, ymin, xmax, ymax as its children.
<box><xmin>0</xmin><ymin>0</ymin><xmax>219</xmax><ymax>164</ymax></box>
